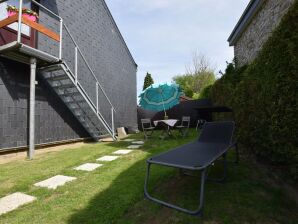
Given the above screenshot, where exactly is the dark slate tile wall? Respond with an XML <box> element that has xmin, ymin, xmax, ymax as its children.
<box><xmin>38</xmin><ymin>0</ymin><xmax>138</xmax><ymax>130</ymax></box>
<box><xmin>0</xmin><ymin>58</ymin><xmax>89</xmax><ymax>150</ymax></box>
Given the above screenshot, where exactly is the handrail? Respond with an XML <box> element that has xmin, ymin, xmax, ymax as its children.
<box><xmin>63</xmin><ymin>24</ymin><xmax>116</xmax><ymax>112</ymax></box>
<box><xmin>32</xmin><ymin>0</ymin><xmax>62</xmax><ymax>20</ymax></box>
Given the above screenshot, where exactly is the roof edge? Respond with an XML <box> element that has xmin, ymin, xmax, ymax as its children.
<box><xmin>102</xmin><ymin>0</ymin><xmax>138</xmax><ymax>68</ymax></box>
<box><xmin>228</xmin><ymin>0</ymin><xmax>266</xmax><ymax>46</ymax></box>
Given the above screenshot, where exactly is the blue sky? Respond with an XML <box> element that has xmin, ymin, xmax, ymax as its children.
<box><xmin>106</xmin><ymin>0</ymin><xmax>250</xmax><ymax>95</ymax></box>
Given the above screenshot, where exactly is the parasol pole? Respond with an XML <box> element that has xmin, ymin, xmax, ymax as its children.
<box><xmin>160</xmin><ymin>91</ymin><xmax>167</xmax><ymax>117</ymax></box>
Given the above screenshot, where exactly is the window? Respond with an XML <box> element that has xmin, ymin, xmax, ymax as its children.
<box><xmin>0</xmin><ymin>0</ymin><xmax>31</xmax><ymax>36</ymax></box>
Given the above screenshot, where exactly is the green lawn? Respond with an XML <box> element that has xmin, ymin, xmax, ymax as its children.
<box><xmin>0</xmin><ymin>129</ymin><xmax>297</xmax><ymax>224</ymax></box>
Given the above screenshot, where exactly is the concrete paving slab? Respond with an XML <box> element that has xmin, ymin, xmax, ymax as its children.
<box><xmin>113</xmin><ymin>150</ymin><xmax>133</xmax><ymax>155</ymax></box>
<box><xmin>127</xmin><ymin>145</ymin><xmax>142</xmax><ymax>149</ymax></box>
<box><xmin>34</xmin><ymin>175</ymin><xmax>76</xmax><ymax>190</ymax></box>
<box><xmin>132</xmin><ymin>141</ymin><xmax>144</xmax><ymax>145</ymax></box>
<box><xmin>96</xmin><ymin>156</ymin><xmax>119</xmax><ymax>162</ymax></box>
<box><xmin>0</xmin><ymin>192</ymin><xmax>36</xmax><ymax>215</ymax></box>
<box><xmin>74</xmin><ymin>163</ymin><xmax>103</xmax><ymax>171</ymax></box>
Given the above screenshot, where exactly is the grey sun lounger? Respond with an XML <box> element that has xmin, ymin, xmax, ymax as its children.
<box><xmin>144</xmin><ymin>121</ymin><xmax>238</xmax><ymax>216</ymax></box>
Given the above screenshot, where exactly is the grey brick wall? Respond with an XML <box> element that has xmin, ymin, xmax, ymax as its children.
<box><xmin>234</xmin><ymin>0</ymin><xmax>295</xmax><ymax>66</ymax></box>
<box><xmin>0</xmin><ymin>58</ymin><xmax>89</xmax><ymax>150</ymax></box>
<box><xmin>38</xmin><ymin>0</ymin><xmax>138</xmax><ymax>130</ymax></box>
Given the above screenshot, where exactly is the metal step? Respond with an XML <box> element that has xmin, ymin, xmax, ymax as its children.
<box><xmin>81</xmin><ymin>123</ymin><xmax>101</xmax><ymax>135</ymax></box>
<box><xmin>56</xmin><ymin>88</ymin><xmax>79</xmax><ymax>95</ymax></box>
<box><xmin>67</xmin><ymin>103</ymin><xmax>89</xmax><ymax>109</ymax></box>
<box><xmin>64</xmin><ymin>98</ymin><xmax>86</xmax><ymax>104</ymax></box>
<box><xmin>46</xmin><ymin>75</ymin><xmax>68</xmax><ymax>81</ymax></box>
<box><xmin>58</xmin><ymin>91</ymin><xmax>80</xmax><ymax>97</ymax></box>
<box><xmin>52</xmin><ymin>83</ymin><xmax>75</xmax><ymax>89</ymax></box>
<box><xmin>39</xmin><ymin>64</ymin><xmax>62</xmax><ymax>73</ymax></box>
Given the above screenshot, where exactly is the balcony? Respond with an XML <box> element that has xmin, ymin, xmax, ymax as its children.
<box><xmin>0</xmin><ymin>0</ymin><xmax>62</xmax><ymax>65</ymax></box>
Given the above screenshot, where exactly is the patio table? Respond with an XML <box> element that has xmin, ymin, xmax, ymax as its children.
<box><xmin>154</xmin><ymin>119</ymin><xmax>178</xmax><ymax>139</ymax></box>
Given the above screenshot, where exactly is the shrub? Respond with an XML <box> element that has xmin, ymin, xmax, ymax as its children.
<box><xmin>211</xmin><ymin>1</ymin><xmax>298</xmax><ymax>181</ymax></box>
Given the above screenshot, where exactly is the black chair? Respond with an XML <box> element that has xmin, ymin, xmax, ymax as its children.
<box><xmin>175</xmin><ymin>116</ymin><xmax>190</xmax><ymax>137</ymax></box>
<box><xmin>141</xmin><ymin>118</ymin><xmax>155</xmax><ymax>139</ymax></box>
<box><xmin>144</xmin><ymin>121</ymin><xmax>238</xmax><ymax>216</ymax></box>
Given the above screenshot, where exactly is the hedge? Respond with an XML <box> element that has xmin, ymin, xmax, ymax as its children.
<box><xmin>211</xmin><ymin>1</ymin><xmax>298</xmax><ymax>181</ymax></box>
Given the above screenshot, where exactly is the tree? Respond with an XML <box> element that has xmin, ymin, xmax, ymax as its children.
<box><xmin>185</xmin><ymin>52</ymin><xmax>213</xmax><ymax>74</ymax></box>
<box><xmin>143</xmin><ymin>72</ymin><xmax>154</xmax><ymax>90</ymax></box>
<box><xmin>173</xmin><ymin>52</ymin><xmax>216</xmax><ymax>99</ymax></box>
<box><xmin>173</xmin><ymin>74</ymin><xmax>194</xmax><ymax>98</ymax></box>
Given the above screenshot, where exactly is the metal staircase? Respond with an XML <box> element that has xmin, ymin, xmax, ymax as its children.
<box><xmin>39</xmin><ymin>61</ymin><xmax>116</xmax><ymax>140</ymax></box>
<box><xmin>0</xmin><ymin>0</ymin><xmax>117</xmax><ymax>141</ymax></box>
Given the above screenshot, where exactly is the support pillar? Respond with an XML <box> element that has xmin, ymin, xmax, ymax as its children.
<box><xmin>28</xmin><ymin>58</ymin><xmax>37</xmax><ymax>160</ymax></box>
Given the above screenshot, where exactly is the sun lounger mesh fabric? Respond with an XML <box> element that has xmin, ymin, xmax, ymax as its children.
<box><xmin>149</xmin><ymin>122</ymin><xmax>235</xmax><ymax>169</ymax></box>
<box><xmin>198</xmin><ymin>121</ymin><xmax>234</xmax><ymax>144</ymax></box>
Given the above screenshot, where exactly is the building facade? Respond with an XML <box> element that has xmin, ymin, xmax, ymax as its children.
<box><xmin>0</xmin><ymin>0</ymin><xmax>137</xmax><ymax>151</ymax></box>
<box><xmin>228</xmin><ymin>0</ymin><xmax>295</xmax><ymax>66</ymax></box>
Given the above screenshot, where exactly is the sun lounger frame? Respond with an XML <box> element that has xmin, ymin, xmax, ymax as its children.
<box><xmin>144</xmin><ymin>121</ymin><xmax>237</xmax><ymax>216</ymax></box>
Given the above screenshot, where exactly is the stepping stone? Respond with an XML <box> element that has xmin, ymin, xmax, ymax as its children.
<box><xmin>34</xmin><ymin>175</ymin><xmax>76</xmax><ymax>190</ymax></box>
<box><xmin>0</xmin><ymin>192</ymin><xmax>36</xmax><ymax>216</ymax></box>
<box><xmin>113</xmin><ymin>150</ymin><xmax>133</xmax><ymax>155</ymax></box>
<box><xmin>122</xmin><ymin>139</ymin><xmax>136</xmax><ymax>142</ymax></box>
<box><xmin>74</xmin><ymin>163</ymin><xmax>103</xmax><ymax>171</ymax></box>
<box><xmin>96</xmin><ymin>156</ymin><xmax>119</xmax><ymax>162</ymax></box>
<box><xmin>132</xmin><ymin>141</ymin><xmax>144</xmax><ymax>145</ymax></box>
<box><xmin>127</xmin><ymin>145</ymin><xmax>142</xmax><ymax>149</ymax></box>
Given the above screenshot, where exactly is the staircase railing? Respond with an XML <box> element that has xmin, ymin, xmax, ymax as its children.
<box><xmin>0</xmin><ymin>0</ymin><xmax>116</xmax><ymax>138</ymax></box>
<box><xmin>63</xmin><ymin>24</ymin><xmax>116</xmax><ymax>137</ymax></box>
